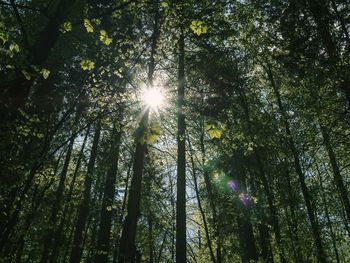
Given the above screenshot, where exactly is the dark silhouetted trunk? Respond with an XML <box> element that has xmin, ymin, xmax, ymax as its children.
<box><xmin>176</xmin><ymin>27</ymin><xmax>186</xmax><ymax>263</ymax></box>
<box><xmin>40</xmin><ymin>133</ymin><xmax>75</xmax><ymax>263</ymax></box>
<box><xmin>70</xmin><ymin>123</ymin><xmax>101</xmax><ymax>263</ymax></box>
<box><xmin>267</xmin><ymin>67</ymin><xmax>328</xmax><ymax>263</ymax></box>
<box><xmin>95</xmin><ymin>124</ymin><xmax>122</xmax><ymax>263</ymax></box>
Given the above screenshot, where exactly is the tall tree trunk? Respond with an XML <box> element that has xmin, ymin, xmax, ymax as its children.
<box><xmin>40</xmin><ymin>133</ymin><xmax>75</xmax><ymax>263</ymax></box>
<box><xmin>70</xmin><ymin>123</ymin><xmax>101</xmax><ymax>263</ymax></box>
<box><xmin>237</xmin><ymin>85</ymin><xmax>285</xmax><ymax>262</ymax></box>
<box><xmin>176</xmin><ymin>27</ymin><xmax>186</xmax><ymax>263</ymax></box>
<box><xmin>188</xmin><ymin>135</ymin><xmax>216</xmax><ymax>263</ymax></box>
<box><xmin>148</xmin><ymin>217</ymin><xmax>154</xmax><ymax>263</ymax></box>
<box><xmin>320</xmin><ymin>125</ymin><xmax>350</xmax><ymax>226</ymax></box>
<box><xmin>316</xmin><ymin>164</ymin><xmax>341</xmax><ymax>263</ymax></box>
<box><xmin>95</xmin><ymin>124</ymin><xmax>122</xmax><ymax>263</ymax></box>
<box><xmin>118</xmin><ymin>3</ymin><xmax>160</xmax><ymax>261</ymax></box>
<box><xmin>117</xmin><ymin>112</ymin><xmax>148</xmax><ymax>263</ymax></box>
<box><xmin>266</xmin><ymin>67</ymin><xmax>328</xmax><ymax>263</ymax></box>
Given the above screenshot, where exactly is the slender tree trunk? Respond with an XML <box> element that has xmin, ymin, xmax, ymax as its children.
<box><xmin>237</xmin><ymin>85</ymin><xmax>285</xmax><ymax>262</ymax></box>
<box><xmin>40</xmin><ymin>133</ymin><xmax>75</xmax><ymax>263</ymax></box>
<box><xmin>118</xmin><ymin>112</ymin><xmax>148</xmax><ymax>263</ymax></box>
<box><xmin>95</xmin><ymin>124</ymin><xmax>122</xmax><ymax>263</ymax></box>
<box><xmin>188</xmin><ymin>136</ymin><xmax>216</xmax><ymax>263</ymax></box>
<box><xmin>320</xmin><ymin>125</ymin><xmax>350</xmax><ymax>225</ymax></box>
<box><xmin>118</xmin><ymin>3</ymin><xmax>160</xmax><ymax>261</ymax></box>
<box><xmin>70</xmin><ymin>123</ymin><xmax>101</xmax><ymax>263</ymax></box>
<box><xmin>112</xmin><ymin>154</ymin><xmax>134</xmax><ymax>263</ymax></box>
<box><xmin>148</xmin><ymin>217</ymin><xmax>154</xmax><ymax>263</ymax></box>
<box><xmin>316</xmin><ymin>164</ymin><xmax>341</xmax><ymax>263</ymax></box>
<box><xmin>266</xmin><ymin>67</ymin><xmax>328</xmax><ymax>263</ymax></box>
<box><xmin>176</xmin><ymin>27</ymin><xmax>187</xmax><ymax>263</ymax></box>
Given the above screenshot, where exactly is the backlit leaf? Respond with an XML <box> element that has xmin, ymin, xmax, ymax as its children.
<box><xmin>80</xmin><ymin>59</ymin><xmax>95</xmax><ymax>71</ymax></box>
<box><xmin>60</xmin><ymin>21</ymin><xmax>72</xmax><ymax>33</ymax></box>
<box><xmin>84</xmin><ymin>19</ymin><xmax>94</xmax><ymax>33</ymax></box>
<box><xmin>190</xmin><ymin>20</ymin><xmax>208</xmax><ymax>36</ymax></box>
<box><xmin>40</xmin><ymin>69</ymin><xmax>50</xmax><ymax>79</ymax></box>
<box><xmin>99</xmin><ymin>30</ymin><xmax>112</xmax><ymax>45</ymax></box>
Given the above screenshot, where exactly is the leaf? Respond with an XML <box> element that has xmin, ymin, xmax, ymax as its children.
<box><xmin>161</xmin><ymin>2</ymin><xmax>168</xmax><ymax>7</ymax></box>
<box><xmin>80</xmin><ymin>59</ymin><xmax>95</xmax><ymax>71</ymax></box>
<box><xmin>40</xmin><ymin>68</ymin><xmax>50</xmax><ymax>79</ymax></box>
<box><xmin>9</xmin><ymin>43</ymin><xmax>20</xmax><ymax>53</ymax></box>
<box><xmin>106</xmin><ymin>206</ymin><xmax>112</xmax><ymax>211</ymax></box>
<box><xmin>84</xmin><ymin>19</ymin><xmax>94</xmax><ymax>33</ymax></box>
<box><xmin>190</xmin><ymin>20</ymin><xmax>208</xmax><ymax>36</ymax></box>
<box><xmin>208</xmin><ymin>128</ymin><xmax>223</xmax><ymax>139</ymax></box>
<box><xmin>205</xmin><ymin>121</ymin><xmax>223</xmax><ymax>139</ymax></box>
<box><xmin>60</xmin><ymin>21</ymin><xmax>72</xmax><ymax>33</ymax></box>
<box><xmin>99</xmin><ymin>30</ymin><xmax>112</xmax><ymax>45</ymax></box>
<box><xmin>0</xmin><ymin>32</ymin><xmax>8</xmax><ymax>44</ymax></box>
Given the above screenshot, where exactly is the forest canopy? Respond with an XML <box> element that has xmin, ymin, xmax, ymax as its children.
<box><xmin>0</xmin><ymin>0</ymin><xmax>350</xmax><ymax>262</ymax></box>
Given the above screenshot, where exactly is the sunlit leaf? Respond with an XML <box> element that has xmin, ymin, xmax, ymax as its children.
<box><xmin>208</xmin><ymin>128</ymin><xmax>223</xmax><ymax>139</ymax></box>
<box><xmin>99</xmin><ymin>30</ymin><xmax>112</xmax><ymax>45</ymax></box>
<box><xmin>60</xmin><ymin>21</ymin><xmax>72</xmax><ymax>33</ymax></box>
<box><xmin>205</xmin><ymin>121</ymin><xmax>223</xmax><ymax>139</ymax></box>
<box><xmin>9</xmin><ymin>43</ymin><xmax>20</xmax><ymax>53</ymax></box>
<box><xmin>84</xmin><ymin>19</ymin><xmax>94</xmax><ymax>33</ymax></box>
<box><xmin>40</xmin><ymin>69</ymin><xmax>50</xmax><ymax>79</ymax></box>
<box><xmin>190</xmin><ymin>20</ymin><xmax>208</xmax><ymax>36</ymax></box>
<box><xmin>161</xmin><ymin>2</ymin><xmax>168</xmax><ymax>7</ymax></box>
<box><xmin>80</xmin><ymin>59</ymin><xmax>95</xmax><ymax>71</ymax></box>
<box><xmin>0</xmin><ymin>32</ymin><xmax>8</xmax><ymax>44</ymax></box>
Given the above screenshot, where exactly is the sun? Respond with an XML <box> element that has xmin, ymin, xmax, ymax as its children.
<box><xmin>142</xmin><ymin>87</ymin><xmax>165</xmax><ymax>110</ymax></box>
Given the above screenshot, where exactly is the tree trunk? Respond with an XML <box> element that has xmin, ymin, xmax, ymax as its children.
<box><xmin>266</xmin><ymin>67</ymin><xmax>328</xmax><ymax>263</ymax></box>
<box><xmin>176</xmin><ymin>27</ymin><xmax>186</xmax><ymax>263</ymax></box>
<box><xmin>320</xmin><ymin>125</ymin><xmax>350</xmax><ymax>226</ymax></box>
<box><xmin>40</xmin><ymin>133</ymin><xmax>75</xmax><ymax>263</ymax></box>
<box><xmin>118</xmin><ymin>3</ymin><xmax>160</xmax><ymax>261</ymax></box>
<box><xmin>118</xmin><ymin>112</ymin><xmax>148</xmax><ymax>263</ymax></box>
<box><xmin>188</xmin><ymin>136</ymin><xmax>216</xmax><ymax>263</ymax></box>
<box><xmin>70</xmin><ymin>123</ymin><xmax>101</xmax><ymax>263</ymax></box>
<box><xmin>95</xmin><ymin>124</ymin><xmax>122</xmax><ymax>263</ymax></box>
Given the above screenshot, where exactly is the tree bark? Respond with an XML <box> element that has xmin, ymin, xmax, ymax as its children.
<box><xmin>266</xmin><ymin>67</ymin><xmax>328</xmax><ymax>263</ymax></box>
<box><xmin>40</xmin><ymin>133</ymin><xmax>75</xmax><ymax>263</ymax></box>
<box><xmin>70</xmin><ymin>123</ymin><xmax>101</xmax><ymax>263</ymax></box>
<box><xmin>95</xmin><ymin>124</ymin><xmax>122</xmax><ymax>263</ymax></box>
<box><xmin>176</xmin><ymin>27</ymin><xmax>187</xmax><ymax>263</ymax></box>
<box><xmin>320</xmin><ymin>125</ymin><xmax>350</xmax><ymax>226</ymax></box>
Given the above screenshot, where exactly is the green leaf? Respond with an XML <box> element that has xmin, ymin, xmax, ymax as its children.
<box><xmin>205</xmin><ymin>121</ymin><xmax>223</xmax><ymax>139</ymax></box>
<box><xmin>9</xmin><ymin>43</ymin><xmax>20</xmax><ymax>53</ymax></box>
<box><xmin>0</xmin><ymin>32</ymin><xmax>9</xmax><ymax>44</ymax></box>
<box><xmin>99</xmin><ymin>30</ymin><xmax>112</xmax><ymax>45</ymax></box>
<box><xmin>161</xmin><ymin>2</ymin><xmax>168</xmax><ymax>7</ymax></box>
<box><xmin>208</xmin><ymin>128</ymin><xmax>223</xmax><ymax>139</ymax></box>
<box><xmin>84</xmin><ymin>19</ymin><xmax>94</xmax><ymax>33</ymax></box>
<box><xmin>40</xmin><ymin>68</ymin><xmax>50</xmax><ymax>79</ymax></box>
<box><xmin>60</xmin><ymin>21</ymin><xmax>72</xmax><ymax>33</ymax></box>
<box><xmin>80</xmin><ymin>59</ymin><xmax>95</xmax><ymax>71</ymax></box>
<box><xmin>190</xmin><ymin>20</ymin><xmax>208</xmax><ymax>36</ymax></box>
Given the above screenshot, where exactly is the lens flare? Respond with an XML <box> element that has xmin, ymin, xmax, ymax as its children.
<box><xmin>142</xmin><ymin>87</ymin><xmax>164</xmax><ymax>109</ymax></box>
<box><xmin>227</xmin><ymin>180</ymin><xmax>237</xmax><ymax>191</ymax></box>
<box><xmin>239</xmin><ymin>192</ymin><xmax>249</xmax><ymax>205</ymax></box>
